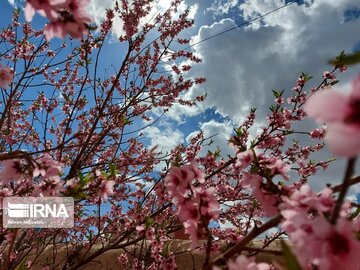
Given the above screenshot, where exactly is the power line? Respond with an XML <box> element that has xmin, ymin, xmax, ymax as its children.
<box><xmin>131</xmin><ymin>1</ymin><xmax>299</xmax><ymax>73</ymax></box>
<box><xmin>184</xmin><ymin>0</ymin><xmax>298</xmax><ymax>50</ymax></box>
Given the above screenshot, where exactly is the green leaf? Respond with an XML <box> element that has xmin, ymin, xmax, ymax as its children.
<box><xmin>171</xmin><ymin>154</ymin><xmax>181</xmax><ymax>167</ymax></box>
<box><xmin>109</xmin><ymin>163</ymin><xmax>116</xmax><ymax>177</ymax></box>
<box><xmin>350</xmin><ymin>207</ymin><xmax>360</xmax><ymax>220</ymax></box>
<box><xmin>14</xmin><ymin>258</ymin><xmax>28</xmax><ymax>270</ymax></box>
<box><xmin>78</xmin><ymin>171</ymin><xmax>85</xmax><ymax>182</ymax></box>
<box><xmin>87</xmin><ymin>24</ymin><xmax>98</xmax><ymax>31</ymax></box>
<box><xmin>329</xmin><ymin>80</ymin><xmax>339</xmax><ymax>86</ymax></box>
<box><xmin>272</xmin><ymin>90</ymin><xmax>280</xmax><ymax>98</ymax></box>
<box><xmin>329</xmin><ymin>51</ymin><xmax>360</xmax><ymax>67</ymax></box>
<box><xmin>278</xmin><ymin>240</ymin><xmax>304</xmax><ymax>270</ymax></box>
<box><xmin>145</xmin><ymin>217</ymin><xmax>154</xmax><ymax>228</ymax></box>
<box><xmin>272</xmin><ymin>90</ymin><xmax>285</xmax><ymax>98</ymax></box>
<box><xmin>301</xmin><ymin>72</ymin><xmax>313</xmax><ymax>82</ymax></box>
<box><xmin>161</xmin><ymin>241</ymin><xmax>170</xmax><ymax>257</ymax></box>
<box><xmin>235</xmin><ymin>127</ymin><xmax>243</xmax><ymax>136</ymax></box>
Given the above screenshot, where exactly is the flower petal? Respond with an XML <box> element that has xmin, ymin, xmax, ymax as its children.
<box><xmin>326</xmin><ymin>123</ymin><xmax>360</xmax><ymax>157</ymax></box>
<box><xmin>304</xmin><ymin>90</ymin><xmax>349</xmax><ymax>122</ymax></box>
<box><xmin>24</xmin><ymin>2</ymin><xmax>35</xmax><ymax>22</ymax></box>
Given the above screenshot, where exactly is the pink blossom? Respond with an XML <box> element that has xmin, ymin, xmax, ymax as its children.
<box><xmin>0</xmin><ymin>159</ymin><xmax>26</xmax><ymax>184</ymax></box>
<box><xmin>25</xmin><ymin>0</ymin><xmax>92</xmax><ymax>40</ymax></box>
<box><xmin>24</xmin><ymin>0</ymin><xmax>61</xmax><ymax>22</ymax></box>
<box><xmin>118</xmin><ymin>254</ymin><xmax>129</xmax><ymax>265</ymax></box>
<box><xmin>266</xmin><ymin>157</ymin><xmax>290</xmax><ymax>180</ymax></box>
<box><xmin>339</xmin><ymin>65</ymin><xmax>347</xmax><ymax>73</ymax></box>
<box><xmin>0</xmin><ymin>64</ymin><xmax>13</xmax><ymax>88</ymax></box>
<box><xmin>280</xmin><ymin>184</ymin><xmax>334</xmax><ymax>214</ymax></box>
<box><xmin>213</xmin><ymin>255</ymin><xmax>270</xmax><ymax>270</ymax></box>
<box><xmin>323</xmin><ymin>71</ymin><xmax>335</xmax><ymax>80</ymax></box>
<box><xmin>63</xmin><ymin>0</ymin><xmax>91</xmax><ymax>22</ymax></box>
<box><xmin>0</xmin><ymin>188</ymin><xmax>11</xmax><ymax>208</ymax></box>
<box><xmin>243</xmin><ymin>173</ymin><xmax>279</xmax><ymax>216</ymax></box>
<box><xmin>305</xmin><ymin>74</ymin><xmax>360</xmax><ymax>157</ymax></box>
<box><xmin>34</xmin><ymin>154</ymin><xmax>62</xmax><ymax>178</ymax></box>
<box><xmin>188</xmin><ymin>160</ymin><xmax>206</xmax><ymax>183</ymax></box>
<box><xmin>198</xmin><ymin>187</ymin><xmax>220</xmax><ymax>219</ymax></box>
<box><xmin>235</xmin><ymin>149</ymin><xmax>254</xmax><ymax>169</ymax></box>
<box><xmin>44</xmin><ymin>20</ymin><xmax>89</xmax><ymax>40</ymax></box>
<box><xmin>99</xmin><ymin>180</ymin><xmax>115</xmax><ymax>201</ymax></box>
<box><xmin>177</xmin><ymin>200</ymin><xmax>199</xmax><ymax>221</ymax></box>
<box><xmin>136</xmin><ymin>225</ymin><xmax>145</xmax><ymax>232</ymax></box>
<box><xmin>165</xmin><ymin>165</ymin><xmax>194</xmax><ymax>204</ymax></box>
<box><xmin>253</xmin><ymin>187</ymin><xmax>278</xmax><ymax>216</ymax></box>
<box><xmin>165</xmin><ymin>162</ymin><xmax>219</xmax><ymax>249</ymax></box>
<box><xmin>33</xmin><ymin>177</ymin><xmax>63</xmax><ymax>196</ymax></box>
<box><xmin>294</xmin><ymin>217</ymin><xmax>360</xmax><ymax>270</ymax></box>
<box><xmin>183</xmin><ymin>219</ymin><xmax>199</xmax><ymax>249</ymax></box>
<box><xmin>281</xmin><ymin>209</ymin><xmax>310</xmax><ymax>234</ymax></box>
<box><xmin>309</xmin><ymin>127</ymin><xmax>326</xmax><ymax>139</ymax></box>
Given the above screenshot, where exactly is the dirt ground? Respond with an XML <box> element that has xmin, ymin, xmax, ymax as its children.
<box><xmin>26</xmin><ymin>240</ymin><xmax>283</xmax><ymax>269</ymax></box>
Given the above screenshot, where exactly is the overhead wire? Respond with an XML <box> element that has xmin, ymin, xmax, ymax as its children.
<box><xmin>184</xmin><ymin>0</ymin><xmax>298</xmax><ymax>50</ymax></box>
<box><xmin>132</xmin><ymin>0</ymin><xmax>300</xmax><ymax>73</ymax></box>
<box><xmin>157</xmin><ymin>0</ymin><xmax>298</xmax><ymax>66</ymax></box>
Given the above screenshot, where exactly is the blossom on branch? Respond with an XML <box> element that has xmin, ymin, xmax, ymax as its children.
<box><xmin>25</xmin><ymin>0</ymin><xmax>92</xmax><ymax>40</ymax></box>
<box><xmin>213</xmin><ymin>255</ymin><xmax>270</xmax><ymax>270</ymax></box>
<box><xmin>0</xmin><ymin>64</ymin><xmax>13</xmax><ymax>88</ymax></box>
<box><xmin>285</xmin><ymin>215</ymin><xmax>360</xmax><ymax>270</ymax></box>
<box><xmin>305</xmin><ymin>74</ymin><xmax>360</xmax><ymax>157</ymax></box>
<box><xmin>165</xmin><ymin>162</ymin><xmax>219</xmax><ymax>248</ymax></box>
<box><xmin>280</xmin><ymin>183</ymin><xmax>360</xmax><ymax>270</ymax></box>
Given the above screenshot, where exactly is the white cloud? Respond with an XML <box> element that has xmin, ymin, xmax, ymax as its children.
<box><xmin>143</xmin><ymin>125</ymin><xmax>184</xmax><ymax>154</ymax></box>
<box><xmin>207</xmin><ymin>0</ymin><xmax>239</xmax><ymax>17</ymax></box>
<box><xmin>175</xmin><ymin>0</ymin><xmax>360</xmax><ymax>190</ymax></box>
<box><xmin>182</xmin><ymin>0</ymin><xmax>360</xmax><ymax>122</ymax></box>
<box><xmin>166</xmin><ymin>103</ymin><xmax>202</xmax><ymax>124</ymax></box>
<box><xmin>186</xmin><ymin>119</ymin><xmax>234</xmax><ymax>156</ymax></box>
<box><xmin>7</xmin><ymin>0</ymin><xmax>16</xmax><ymax>7</ymax></box>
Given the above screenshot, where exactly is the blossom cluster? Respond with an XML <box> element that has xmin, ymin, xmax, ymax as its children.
<box><xmin>0</xmin><ymin>63</ymin><xmax>13</xmax><ymax>88</ymax></box>
<box><xmin>280</xmin><ymin>184</ymin><xmax>360</xmax><ymax>270</ymax></box>
<box><xmin>25</xmin><ymin>0</ymin><xmax>92</xmax><ymax>40</ymax></box>
<box><xmin>213</xmin><ymin>255</ymin><xmax>270</xmax><ymax>270</ymax></box>
<box><xmin>238</xmin><ymin>151</ymin><xmax>291</xmax><ymax>216</ymax></box>
<box><xmin>165</xmin><ymin>161</ymin><xmax>220</xmax><ymax>248</ymax></box>
<box><xmin>305</xmin><ymin>74</ymin><xmax>360</xmax><ymax>157</ymax></box>
<box><xmin>0</xmin><ymin>154</ymin><xmax>63</xmax><ymax>197</ymax></box>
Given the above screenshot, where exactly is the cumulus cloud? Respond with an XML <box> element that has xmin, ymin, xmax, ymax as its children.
<box><xmin>186</xmin><ymin>119</ymin><xmax>234</xmax><ymax>156</ymax></box>
<box><xmin>142</xmin><ymin>125</ymin><xmax>184</xmax><ymax>154</ymax></box>
<box><xmin>180</xmin><ymin>0</ymin><xmax>360</xmax><ymax>122</ymax></box>
<box><xmin>176</xmin><ymin>0</ymin><xmax>360</xmax><ymax>190</ymax></box>
<box><xmin>6</xmin><ymin>0</ymin><xmax>16</xmax><ymax>7</ymax></box>
<box><xmin>207</xmin><ymin>0</ymin><xmax>239</xmax><ymax>17</ymax></box>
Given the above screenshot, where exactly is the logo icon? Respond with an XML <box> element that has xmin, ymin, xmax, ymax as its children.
<box><xmin>7</xmin><ymin>203</ymin><xmax>30</xmax><ymax>218</ymax></box>
<box><xmin>3</xmin><ymin>197</ymin><xmax>74</xmax><ymax>228</ymax></box>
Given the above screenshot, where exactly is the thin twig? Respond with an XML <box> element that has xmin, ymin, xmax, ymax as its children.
<box><xmin>212</xmin><ymin>215</ymin><xmax>282</xmax><ymax>267</ymax></box>
<box><xmin>331</xmin><ymin>158</ymin><xmax>357</xmax><ymax>224</ymax></box>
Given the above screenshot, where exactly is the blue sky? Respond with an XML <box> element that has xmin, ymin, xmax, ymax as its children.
<box><xmin>3</xmin><ymin>0</ymin><xmax>360</xmax><ymax>194</ymax></box>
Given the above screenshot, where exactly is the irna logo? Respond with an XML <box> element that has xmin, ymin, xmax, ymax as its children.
<box><xmin>7</xmin><ymin>202</ymin><xmax>69</xmax><ymax>218</ymax></box>
<box><xmin>3</xmin><ymin>197</ymin><xmax>74</xmax><ymax>228</ymax></box>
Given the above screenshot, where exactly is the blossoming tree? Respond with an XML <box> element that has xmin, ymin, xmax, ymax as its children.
<box><xmin>0</xmin><ymin>1</ymin><xmax>360</xmax><ymax>270</ymax></box>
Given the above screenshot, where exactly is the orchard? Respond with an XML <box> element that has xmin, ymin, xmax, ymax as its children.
<box><xmin>0</xmin><ymin>1</ymin><xmax>360</xmax><ymax>270</ymax></box>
